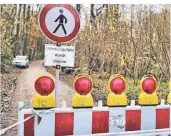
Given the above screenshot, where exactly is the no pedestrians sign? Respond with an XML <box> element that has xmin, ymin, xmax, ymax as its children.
<box><xmin>39</xmin><ymin>4</ymin><xmax>80</xmax><ymax>43</ymax></box>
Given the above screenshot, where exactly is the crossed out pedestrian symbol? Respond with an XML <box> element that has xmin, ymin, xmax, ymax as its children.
<box><xmin>53</xmin><ymin>9</ymin><xmax>67</xmax><ymax>35</ymax></box>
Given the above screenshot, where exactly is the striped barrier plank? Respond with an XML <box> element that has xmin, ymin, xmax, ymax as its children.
<box><xmin>18</xmin><ymin>100</ymin><xmax>171</xmax><ymax>136</ymax></box>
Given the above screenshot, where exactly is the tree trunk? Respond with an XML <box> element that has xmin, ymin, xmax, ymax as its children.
<box><xmin>16</xmin><ymin>4</ymin><xmax>22</xmax><ymax>40</ymax></box>
<box><xmin>23</xmin><ymin>4</ymin><xmax>31</xmax><ymax>56</ymax></box>
<box><xmin>76</xmin><ymin>4</ymin><xmax>81</xmax><ymax>14</ymax></box>
<box><xmin>90</xmin><ymin>4</ymin><xmax>95</xmax><ymax>23</ymax></box>
<box><xmin>22</xmin><ymin>4</ymin><xmax>26</xmax><ymax>41</ymax></box>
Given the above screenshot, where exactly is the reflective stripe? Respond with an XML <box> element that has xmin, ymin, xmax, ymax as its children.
<box><xmin>74</xmin><ymin>110</ymin><xmax>92</xmax><ymax>135</ymax></box>
<box><xmin>35</xmin><ymin>112</ymin><xmax>55</xmax><ymax>136</ymax></box>
<box><xmin>109</xmin><ymin>108</ymin><xmax>125</xmax><ymax>132</ymax></box>
<box><xmin>141</xmin><ymin>107</ymin><xmax>156</xmax><ymax>130</ymax></box>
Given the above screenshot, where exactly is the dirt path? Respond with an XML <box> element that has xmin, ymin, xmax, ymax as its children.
<box><xmin>3</xmin><ymin>60</ymin><xmax>74</xmax><ymax>136</ymax></box>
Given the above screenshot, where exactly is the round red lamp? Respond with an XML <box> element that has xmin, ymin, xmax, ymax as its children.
<box><xmin>74</xmin><ymin>77</ymin><xmax>92</xmax><ymax>95</ymax></box>
<box><xmin>142</xmin><ymin>77</ymin><xmax>156</xmax><ymax>94</ymax></box>
<box><xmin>35</xmin><ymin>76</ymin><xmax>55</xmax><ymax>96</ymax></box>
<box><xmin>110</xmin><ymin>77</ymin><xmax>126</xmax><ymax>94</ymax></box>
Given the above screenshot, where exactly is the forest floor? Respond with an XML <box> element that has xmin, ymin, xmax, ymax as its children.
<box><xmin>1</xmin><ymin>60</ymin><xmax>74</xmax><ymax>136</ymax></box>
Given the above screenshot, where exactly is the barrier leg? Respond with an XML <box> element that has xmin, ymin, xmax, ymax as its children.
<box><xmin>18</xmin><ymin>102</ymin><xmax>24</xmax><ymax>136</ymax></box>
<box><xmin>34</xmin><ymin>115</ymin><xmax>39</xmax><ymax>136</ymax></box>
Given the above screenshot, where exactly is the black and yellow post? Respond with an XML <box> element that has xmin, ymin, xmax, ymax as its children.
<box><xmin>167</xmin><ymin>80</ymin><xmax>171</xmax><ymax>104</ymax></box>
<box><xmin>107</xmin><ymin>74</ymin><xmax>127</xmax><ymax>107</ymax></box>
<box><xmin>138</xmin><ymin>75</ymin><xmax>158</xmax><ymax>106</ymax></box>
<box><xmin>72</xmin><ymin>74</ymin><xmax>93</xmax><ymax>108</ymax></box>
<box><xmin>32</xmin><ymin>72</ymin><xmax>55</xmax><ymax>109</ymax></box>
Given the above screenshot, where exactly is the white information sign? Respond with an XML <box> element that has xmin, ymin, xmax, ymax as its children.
<box><xmin>44</xmin><ymin>44</ymin><xmax>75</xmax><ymax>67</ymax></box>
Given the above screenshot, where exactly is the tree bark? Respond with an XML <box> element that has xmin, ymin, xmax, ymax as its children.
<box><xmin>76</xmin><ymin>4</ymin><xmax>81</xmax><ymax>14</ymax></box>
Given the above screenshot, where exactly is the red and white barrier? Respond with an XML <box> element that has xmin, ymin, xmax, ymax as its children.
<box><xmin>18</xmin><ymin>100</ymin><xmax>171</xmax><ymax>136</ymax></box>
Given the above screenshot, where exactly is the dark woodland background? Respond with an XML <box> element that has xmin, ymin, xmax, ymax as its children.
<box><xmin>1</xmin><ymin>4</ymin><xmax>170</xmax><ymax>102</ymax></box>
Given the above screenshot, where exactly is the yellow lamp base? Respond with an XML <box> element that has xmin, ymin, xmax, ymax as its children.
<box><xmin>72</xmin><ymin>93</ymin><xmax>93</xmax><ymax>108</ymax></box>
<box><xmin>167</xmin><ymin>92</ymin><xmax>171</xmax><ymax>104</ymax></box>
<box><xmin>107</xmin><ymin>92</ymin><xmax>127</xmax><ymax>107</ymax></box>
<box><xmin>138</xmin><ymin>91</ymin><xmax>158</xmax><ymax>106</ymax></box>
<box><xmin>32</xmin><ymin>93</ymin><xmax>55</xmax><ymax>109</ymax></box>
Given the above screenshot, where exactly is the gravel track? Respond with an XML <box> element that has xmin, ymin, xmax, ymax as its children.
<box><xmin>1</xmin><ymin>60</ymin><xmax>74</xmax><ymax>136</ymax></box>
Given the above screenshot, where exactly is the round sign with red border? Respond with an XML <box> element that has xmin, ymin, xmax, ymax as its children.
<box><xmin>39</xmin><ymin>4</ymin><xmax>80</xmax><ymax>43</ymax></box>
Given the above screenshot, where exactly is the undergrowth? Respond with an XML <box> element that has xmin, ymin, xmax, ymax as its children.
<box><xmin>47</xmin><ymin>67</ymin><xmax>169</xmax><ymax>105</ymax></box>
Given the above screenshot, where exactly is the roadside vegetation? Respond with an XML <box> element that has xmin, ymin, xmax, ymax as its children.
<box><xmin>47</xmin><ymin>67</ymin><xmax>169</xmax><ymax>105</ymax></box>
<box><xmin>1</xmin><ymin>4</ymin><xmax>49</xmax><ymax>73</ymax></box>
<box><xmin>48</xmin><ymin>5</ymin><xmax>170</xmax><ymax>105</ymax></box>
<box><xmin>1</xmin><ymin>4</ymin><xmax>170</xmax><ymax>105</ymax></box>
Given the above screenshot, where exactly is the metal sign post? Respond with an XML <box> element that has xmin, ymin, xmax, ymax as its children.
<box><xmin>39</xmin><ymin>4</ymin><xmax>79</xmax><ymax>108</ymax></box>
<box><xmin>55</xmin><ymin>65</ymin><xmax>60</xmax><ymax>107</ymax></box>
<box><xmin>55</xmin><ymin>42</ymin><xmax>61</xmax><ymax>108</ymax></box>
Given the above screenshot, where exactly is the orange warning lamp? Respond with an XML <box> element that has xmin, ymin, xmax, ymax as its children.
<box><xmin>167</xmin><ymin>80</ymin><xmax>171</xmax><ymax>104</ymax></box>
<box><xmin>72</xmin><ymin>74</ymin><xmax>93</xmax><ymax>108</ymax></box>
<box><xmin>32</xmin><ymin>72</ymin><xmax>55</xmax><ymax>109</ymax></box>
<box><xmin>138</xmin><ymin>75</ymin><xmax>158</xmax><ymax>105</ymax></box>
<box><xmin>107</xmin><ymin>74</ymin><xmax>127</xmax><ymax>106</ymax></box>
